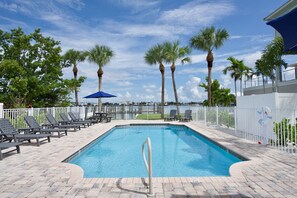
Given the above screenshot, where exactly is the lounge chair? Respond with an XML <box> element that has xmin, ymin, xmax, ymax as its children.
<box><xmin>0</xmin><ymin>134</ymin><xmax>21</xmax><ymax>160</ymax></box>
<box><xmin>24</xmin><ymin>116</ymin><xmax>68</xmax><ymax>138</ymax></box>
<box><xmin>60</xmin><ymin>113</ymin><xmax>90</xmax><ymax>128</ymax></box>
<box><xmin>179</xmin><ymin>110</ymin><xmax>192</xmax><ymax>122</ymax></box>
<box><xmin>164</xmin><ymin>110</ymin><xmax>177</xmax><ymax>121</ymax></box>
<box><xmin>46</xmin><ymin>113</ymin><xmax>81</xmax><ymax>131</ymax></box>
<box><xmin>0</xmin><ymin>118</ymin><xmax>51</xmax><ymax>146</ymax></box>
<box><xmin>68</xmin><ymin>112</ymin><xmax>96</xmax><ymax>124</ymax></box>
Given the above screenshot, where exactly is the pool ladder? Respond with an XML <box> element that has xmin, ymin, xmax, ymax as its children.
<box><xmin>142</xmin><ymin>137</ymin><xmax>154</xmax><ymax>197</ymax></box>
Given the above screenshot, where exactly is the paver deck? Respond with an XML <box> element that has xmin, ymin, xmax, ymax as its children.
<box><xmin>0</xmin><ymin>120</ymin><xmax>296</xmax><ymax>197</ymax></box>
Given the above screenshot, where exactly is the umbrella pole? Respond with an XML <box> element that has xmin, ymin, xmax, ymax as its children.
<box><xmin>98</xmin><ymin>98</ymin><xmax>102</xmax><ymax>112</ymax></box>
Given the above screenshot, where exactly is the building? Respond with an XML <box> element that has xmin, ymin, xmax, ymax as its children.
<box><xmin>243</xmin><ymin>0</ymin><xmax>297</xmax><ymax>96</ymax></box>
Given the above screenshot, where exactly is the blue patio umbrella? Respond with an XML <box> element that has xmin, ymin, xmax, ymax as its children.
<box><xmin>267</xmin><ymin>7</ymin><xmax>297</xmax><ymax>52</ymax></box>
<box><xmin>84</xmin><ymin>91</ymin><xmax>116</xmax><ymax>98</ymax></box>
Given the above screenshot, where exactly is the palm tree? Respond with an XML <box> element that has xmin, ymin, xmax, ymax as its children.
<box><xmin>238</xmin><ymin>61</ymin><xmax>252</xmax><ymax>96</ymax></box>
<box><xmin>87</xmin><ymin>45</ymin><xmax>114</xmax><ymax>112</ymax></box>
<box><xmin>254</xmin><ymin>58</ymin><xmax>274</xmax><ymax>94</ymax></box>
<box><xmin>223</xmin><ymin>57</ymin><xmax>252</xmax><ymax>96</ymax></box>
<box><xmin>247</xmin><ymin>70</ymin><xmax>256</xmax><ymax>88</ymax></box>
<box><xmin>190</xmin><ymin>26</ymin><xmax>229</xmax><ymax>106</ymax></box>
<box><xmin>164</xmin><ymin>41</ymin><xmax>191</xmax><ymax>116</ymax></box>
<box><xmin>223</xmin><ymin>57</ymin><xmax>241</xmax><ymax>97</ymax></box>
<box><xmin>262</xmin><ymin>37</ymin><xmax>287</xmax><ymax>92</ymax></box>
<box><xmin>63</xmin><ymin>49</ymin><xmax>87</xmax><ymax>106</ymax></box>
<box><xmin>144</xmin><ymin>44</ymin><xmax>166</xmax><ymax>119</ymax></box>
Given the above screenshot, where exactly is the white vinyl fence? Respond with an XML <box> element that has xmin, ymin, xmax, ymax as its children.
<box><xmin>0</xmin><ymin>104</ymin><xmax>296</xmax><ymax>154</ymax></box>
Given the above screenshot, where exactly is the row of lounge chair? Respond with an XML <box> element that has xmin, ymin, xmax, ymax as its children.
<box><xmin>164</xmin><ymin>109</ymin><xmax>192</xmax><ymax>122</ymax></box>
<box><xmin>0</xmin><ymin>111</ymin><xmax>111</xmax><ymax>160</ymax></box>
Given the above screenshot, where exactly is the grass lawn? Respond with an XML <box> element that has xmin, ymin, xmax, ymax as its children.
<box><xmin>136</xmin><ymin>114</ymin><xmax>163</xmax><ymax>120</ymax></box>
<box><xmin>136</xmin><ymin>113</ymin><xmax>184</xmax><ymax>120</ymax></box>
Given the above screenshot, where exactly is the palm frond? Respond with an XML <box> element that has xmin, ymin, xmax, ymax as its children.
<box><xmin>87</xmin><ymin>45</ymin><xmax>114</xmax><ymax>67</ymax></box>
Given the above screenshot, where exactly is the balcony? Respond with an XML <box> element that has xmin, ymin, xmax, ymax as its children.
<box><xmin>243</xmin><ymin>65</ymin><xmax>297</xmax><ymax>95</ymax></box>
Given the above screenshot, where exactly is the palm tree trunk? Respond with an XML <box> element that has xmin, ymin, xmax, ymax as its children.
<box><xmin>240</xmin><ymin>78</ymin><xmax>243</xmax><ymax>96</ymax></box>
<box><xmin>234</xmin><ymin>79</ymin><xmax>237</xmax><ymax>97</ymax></box>
<box><xmin>160</xmin><ymin>63</ymin><xmax>165</xmax><ymax>119</ymax></box>
<box><xmin>73</xmin><ymin>63</ymin><xmax>78</xmax><ymax>106</ymax></box>
<box><xmin>207</xmin><ymin>51</ymin><xmax>213</xmax><ymax>107</ymax></box>
<box><xmin>171</xmin><ymin>64</ymin><xmax>180</xmax><ymax>115</ymax></box>
<box><xmin>271</xmin><ymin>78</ymin><xmax>275</xmax><ymax>92</ymax></box>
<box><xmin>74</xmin><ymin>77</ymin><xmax>78</xmax><ymax>106</ymax></box>
<box><xmin>98</xmin><ymin>66</ymin><xmax>103</xmax><ymax>112</ymax></box>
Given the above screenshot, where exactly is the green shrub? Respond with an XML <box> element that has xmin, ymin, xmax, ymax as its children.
<box><xmin>274</xmin><ymin>118</ymin><xmax>296</xmax><ymax>146</ymax></box>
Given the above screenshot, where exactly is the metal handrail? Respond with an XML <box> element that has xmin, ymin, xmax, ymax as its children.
<box><xmin>142</xmin><ymin>137</ymin><xmax>154</xmax><ymax>197</ymax></box>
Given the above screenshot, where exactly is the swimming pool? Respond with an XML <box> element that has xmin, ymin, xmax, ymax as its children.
<box><xmin>67</xmin><ymin>124</ymin><xmax>242</xmax><ymax>178</ymax></box>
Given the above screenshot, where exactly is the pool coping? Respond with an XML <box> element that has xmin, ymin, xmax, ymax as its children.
<box><xmin>61</xmin><ymin>122</ymin><xmax>252</xmax><ymax>182</ymax></box>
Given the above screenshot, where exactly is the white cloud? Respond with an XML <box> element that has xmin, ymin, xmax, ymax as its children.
<box><xmin>177</xmin><ymin>77</ymin><xmax>205</xmax><ymax>102</ymax></box>
<box><xmin>143</xmin><ymin>84</ymin><xmax>157</xmax><ymax>93</ymax></box>
<box><xmin>230</xmin><ymin>34</ymin><xmax>272</xmax><ymax>43</ymax></box>
<box><xmin>55</xmin><ymin>0</ymin><xmax>84</xmax><ymax>10</ymax></box>
<box><xmin>190</xmin><ymin>54</ymin><xmax>206</xmax><ymax>64</ymax></box>
<box><xmin>158</xmin><ymin>0</ymin><xmax>234</xmax><ymax>27</ymax></box>
<box><xmin>135</xmin><ymin>94</ymin><xmax>156</xmax><ymax>101</ymax></box>
<box><xmin>0</xmin><ymin>16</ymin><xmax>29</xmax><ymax>31</ymax></box>
<box><xmin>220</xmin><ymin>74</ymin><xmax>233</xmax><ymax>89</ymax></box>
<box><xmin>101</xmin><ymin>21</ymin><xmax>184</xmax><ymax>38</ymax></box>
<box><xmin>236</xmin><ymin>51</ymin><xmax>262</xmax><ymax>67</ymax></box>
<box><xmin>0</xmin><ymin>2</ymin><xmax>18</xmax><ymax>12</ymax></box>
<box><xmin>110</xmin><ymin>0</ymin><xmax>159</xmax><ymax>13</ymax></box>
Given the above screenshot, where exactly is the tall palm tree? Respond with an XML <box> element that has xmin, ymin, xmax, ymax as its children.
<box><xmin>63</xmin><ymin>49</ymin><xmax>87</xmax><ymax>106</ymax></box>
<box><xmin>164</xmin><ymin>41</ymin><xmax>191</xmax><ymax>116</ymax></box>
<box><xmin>87</xmin><ymin>45</ymin><xmax>114</xmax><ymax>112</ymax></box>
<box><xmin>144</xmin><ymin>44</ymin><xmax>166</xmax><ymax>119</ymax></box>
<box><xmin>190</xmin><ymin>26</ymin><xmax>229</xmax><ymax>106</ymax></box>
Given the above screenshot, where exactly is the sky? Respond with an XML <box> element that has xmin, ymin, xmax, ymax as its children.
<box><xmin>0</xmin><ymin>0</ymin><xmax>296</xmax><ymax>104</ymax></box>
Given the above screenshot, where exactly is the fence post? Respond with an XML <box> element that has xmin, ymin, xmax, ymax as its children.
<box><xmin>0</xmin><ymin>103</ymin><xmax>3</xmax><ymax>118</ymax></box>
<box><xmin>125</xmin><ymin>105</ymin><xmax>127</xmax><ymax>120</ymax></box>
<box><xmin>204</xmin><ymin>106</ymin><xmax>206</xmax><ymax>126</ymax></box>
<box><xmin>115</xmin><ymin>106</ymin><xmax>117</xmax><ymax>120</ymax></box>
<box><xmin>28</xmin><ymin>107</ymin><xmax>33</xmax><ymax>116</ymax></box>
<box><xmin>234</xmin><ymin>107</ymin><xmax>237</xmax><ymax>134</ymax></box>
<box><xmin>195</xmin><ymin>109</ymin><xmax>198</xmax><ymax>122</ymax></box>
<box><xmin>216</xmin><ymin>106</ymin><xmax>219</xmax><ymax>127</ymax></box>
<box><xmin>52</xmin><ymin>107</ymin><xmax>55</xmax><ymax>118</ymax></box>
<box><xmin>147</xmin><ymin>105</ymin><xmax>149</xmax><ymax>120</ymax></box>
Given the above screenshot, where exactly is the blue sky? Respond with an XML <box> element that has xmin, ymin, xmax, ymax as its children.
<box><xmin>0</xmin><ymin>0</ymin><xmax>295</xmax><ymax>104</ymax></box>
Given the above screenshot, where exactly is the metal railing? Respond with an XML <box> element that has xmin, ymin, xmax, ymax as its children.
<box><xmin>142</xmin><ymin>137</ymin><xmax>153</xmax><ymax>197</ymax></box>
<box><xmin>244</xmin><ymin>67</ymin><xmax>297</xmax><ymax>89</ymax></box>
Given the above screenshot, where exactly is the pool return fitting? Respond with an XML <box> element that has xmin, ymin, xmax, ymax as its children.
<box><xmin>142</xmin><ymin>137</ymin><xmax>154</xmax><ymax>197</ymax></box>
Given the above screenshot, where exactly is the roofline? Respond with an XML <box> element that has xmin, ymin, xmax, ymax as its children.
<box><xmin>264</xmin><ymin>0</ymin><xmax>297</xmax><ymax>21</ymax></box>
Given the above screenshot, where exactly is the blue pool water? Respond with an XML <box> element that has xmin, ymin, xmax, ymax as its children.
<box><xmin>68</xmin><ymin>125</ymin><xmax>242</xmax><ymax>178</ymax></box>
